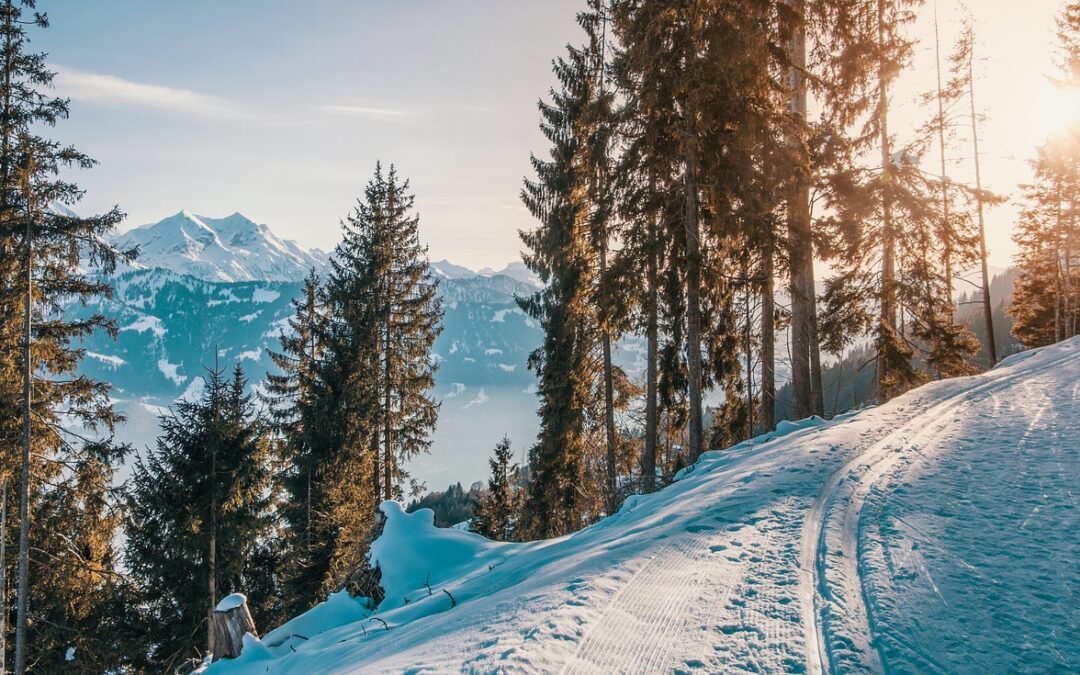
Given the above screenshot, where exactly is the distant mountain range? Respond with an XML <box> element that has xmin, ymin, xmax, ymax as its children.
<box><xmin>73</xmin><ymin>211</ymin><xmax>548</xmax><ymax>488</ymax></box>
<box><xmin>111</xmin><ymin>210</ymin><xmax>330</xmax><ymax>282</ymax></box>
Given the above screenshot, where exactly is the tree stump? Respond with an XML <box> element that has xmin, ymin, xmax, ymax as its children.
<box><xmin>209</xmin><ymin>593</ymin><xmax>258</xmax><ymax>661</ymax></box>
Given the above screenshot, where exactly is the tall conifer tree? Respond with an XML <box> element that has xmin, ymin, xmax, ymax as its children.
<box><xmin>125</xmin><ymin>365</ymin><xmax>274</xmax><ymax>669</ymax></box>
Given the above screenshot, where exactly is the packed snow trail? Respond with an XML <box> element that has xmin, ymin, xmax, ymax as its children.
<box><xmin>210</xmin><ymin>338</ymin><xmax>1079</xmax><ymax>674</ymax></box>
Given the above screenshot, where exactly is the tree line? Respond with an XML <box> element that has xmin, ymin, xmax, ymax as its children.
<box><xmin>491</xmin><ymin>0</ymin><xmax>1080</xmax><ymax>540</ymax></box>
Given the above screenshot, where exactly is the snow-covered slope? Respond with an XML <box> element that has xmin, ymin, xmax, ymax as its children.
<box><xmin>209</xmin><ymin>337</ymin><xmax>1080</xmax><ymax>674</ymax></box>
<box><xmin>112</xmin><ymin>211</ymin><xmax>329</xmax><ymax>282</ymax></box>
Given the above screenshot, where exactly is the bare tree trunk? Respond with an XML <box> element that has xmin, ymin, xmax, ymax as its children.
<box><xmin>685</xmin><ymin>145</ymin><xmax>704</xmax><ymax>461</ymax></box>
<box><xmin>968</xmin><ymin>38</ymin><xmax>997</xmax><ymax>364</ymax></box>
<box><xmin>761</xmin><ymin>229</ymin><xmax>776</xmax><ymax>431</ymax></box>
<box><xmin>1</xmin><ymin>481</ymin><xmax>7</xmax><ymax>675</ymax></box>
<box><xmin>785</xmin><ymin>0</ymin><xmax>819</xmax><ymax>419</ymax></box>
<box><xmin>14</xmin><ymin>154</ymin><xmax>33</xmax><ymax>675</ymax></box>
<box><xmin>744</xmin><ymin>260</ymin><xmax>754</xmax><ymax>440</ymax></box>
<box><xmin>934</xmin><ymin>8</ymin><xmax>955</xmax><ymax>314</ymax></box>
<box><xmin>876</xmin><ymin>0</ymin><xmax>898</xmax><ymax>402</ymax></box>
<box><xmin>643</xmin><ymin>200</ymin><xmax>659</xmax><ymax>492</ymax></box>
<box><xmin>600</xmin><ymin>243</ymin><xmax>618</xmax><ymax>512</ymax></box>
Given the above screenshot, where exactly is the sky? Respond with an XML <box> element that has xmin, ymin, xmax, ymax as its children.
<box><xmin>34</xmin><ymin>0</ymin><xmax>1076</xmax><ymax>272</ymax></box>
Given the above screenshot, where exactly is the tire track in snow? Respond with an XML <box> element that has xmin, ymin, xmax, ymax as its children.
<box><xmin>799</xmin><ymin>344</ymin><xmax>1079</xmax><ymax>674</ymax></box>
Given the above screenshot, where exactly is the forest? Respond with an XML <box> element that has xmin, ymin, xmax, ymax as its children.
<box><xmin>0</xmin><ymin>0</ymin><xmax>1076</xmax><ymax>672</ymax></box>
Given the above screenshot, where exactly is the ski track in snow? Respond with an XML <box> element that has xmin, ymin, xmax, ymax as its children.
<box><xmin>210</xmin><ymin>339</ymin><xmax>1079</xmax><ymax>675</ymax></box>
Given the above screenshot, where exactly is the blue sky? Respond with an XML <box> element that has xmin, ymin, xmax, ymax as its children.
<box><xmin>36</xmin><ymin>0</ymin><xmax>1072</xmax><ymax>271</ymax></box>
<box><xmin>38</xmin><ymin>0</ymin><xmax>581</xmax><ymax>269</ymax></box>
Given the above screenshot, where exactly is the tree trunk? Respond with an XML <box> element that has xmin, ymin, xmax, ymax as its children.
<box><xmin>14</xmin><ymin>158</ymin><xmax>32</xmax><ymax>675</ymax></box>
<box><xmin>208</xmin><ymin>394</ymin><xmax>219</xmax><ymax>656</ymax></box>
<box><xmin>209</xmin><ymin>594</ymin><xmax>258</xmax><ymax>661</ymax></box>
<box><xmin>968</xmin><ymin>42</ymin><xmax>997</xmax><ymax>364</ymax></box>
<box><xmin>1</xmin><ymin>481</ymin><xmax>7</xmax><ymax>675</ymax></box>
<box><xmin>761</xmin><ymin>228</ymin><xmax>776</xmax><ymax>431</ymax></box>
<box><xmin>685</xmin><ymin>145</ymin><xmax>704</xmax><ymax>461</ymax></box>
<box><xmin>600</xmin><ymin>243</ymin><xmax>618</xmax><ymax>513</ymax></box>
<box><xmin>876</xmin><ymin>0</ymin><xmax>898</xmax><ymax>402</ymax></box>
<box><xmin>643</xmin><ymin>182</ymin><xmax>659</xmax><ymax>493</ymax></box>
<box><xmin>785</xmin><ymin>0</ymin><xmax>819</xmax><ymax>419</ymax></box>
<box><xmin>934</xmin><ymin>9</ymin><xmax>954</xmax><ymax>314</ymax></box>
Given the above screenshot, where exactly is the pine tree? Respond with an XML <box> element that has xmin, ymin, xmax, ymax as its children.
<box><xmin>518</xmin><ymin>31</ymin><xmax>602</xmax><ymax>537</ymax></box>
<box><xmin>125</xmin><ymin>365</ymin><xmax>274</xmax><ymax>669</ymax></box>
<box><xmin>471</xmin><ymin>436</ymin><xmax>522</xmax><ymax>542</ymax></box>
<box><xmin>1013</xmin><ymin>138</ymin><xmax>1080</xmax><ymax>346</ymax></box>
<box><xmin>326</xmin><ymin>163</ymin><xmax>442</xmax><ymax>503</ymax></box>
<box><xmin>813</xmin><ymin>0</ymin><xmax>982</xmax><ymax>400</ymax></box>
<box><xmin>263</xmin><ymin>268</ymin><xmax>335</xmax><ymax>612</ymax></box>
<box><xmin>283</xmin><ymin>162</ymin><xmax>442</xmax><ymax>602</ymax></box>
<box><xmin>0</xmin><ymin>2</ymin><xmax>131</xmax><ymax>671</ymax></box>
<box><xmin>1012</xmin><ymin>3</ymin><xmax>1080</xmax><ymax>347</ymax></box>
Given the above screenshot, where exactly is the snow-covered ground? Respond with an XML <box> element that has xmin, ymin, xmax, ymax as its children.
<box><xmin>210</xmin><ymin>337</ymin><xmax>1080</xmax><ymax>674</ymax></box>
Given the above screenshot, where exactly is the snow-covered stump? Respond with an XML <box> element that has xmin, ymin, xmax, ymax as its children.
<box><xmin>210</xmin><ymin>593</ymin><xmax>258</xmax><ymax>661</ymax></box>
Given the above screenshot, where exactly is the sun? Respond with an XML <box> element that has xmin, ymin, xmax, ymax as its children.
<box><xmin>1031</xmin><ymin>78</ymin><xmax>1080</xmax><ymax>138</ymax></box>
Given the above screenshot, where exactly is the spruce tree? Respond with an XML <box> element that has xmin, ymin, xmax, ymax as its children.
<box><xmin>125</xmin><ymin>365</ymin><xmax>274</xmax><ymax>669</ymax></box>
<box><xmin>263</xmin><ymin>268</ymin><xmax>336</xmax><ymax>612</ymax></box>
<box><xmin>518</xmin><ymin>34</ymin><xmax>601</xmax><ymax>537</ymax></box>
<box><xmin>471</xmin><ymin>436</ymin><xmax>522</xmax><ymax>542</ymax></box>
<box><xmin>0</xmin><ymin>2</ymin><xmax>130</xmax><ymax>670</ymax></box>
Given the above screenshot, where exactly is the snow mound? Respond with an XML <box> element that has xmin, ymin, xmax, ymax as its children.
<box><xmin>370</xmin><ymin>501</ymin><xmax>512</xmax><ymax>614</ymax></box>
<box><xmin>215</xmin><ymin>593</ymin><xmax>247</xmax><ymax>612</ymax></box>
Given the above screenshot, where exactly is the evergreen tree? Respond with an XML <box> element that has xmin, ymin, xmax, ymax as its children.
<box><xmin>1013</xmin><ymin>137</ymin><xmax>1080</xmax><ymax>346</ymax></box>
<box><xmin>518</xmin><ymin>29</ymin><xmax>602</xmax><ymax>537</ymax></box>
<box><xmin>0</xmin><ymin>2</ymin><xmax>131</xmax><ymax>670</ymax></box>
<box><xmin>471</xmin><ymin>436</ymin><xmax>523</xmax><ymax>542</ymax></box>
<box><xmin>278</xmin><ymin>162</ymin><xmax>442</xmax><ymax>604</ymax></box>
<box><xmin>263</xmin><ymin>269</ymin><xmax>336</xmax><ymax>613</ymax></box>
<box><xmin>125</xmin><ymin>365</ymin><xmax>274</xmax><ymax>669</ymax></box>
<box><xmin>1011</xmin><ymin>3</ymin><xmax>1080</xmax><ymax>346</ymax></box>
<box><xmin>325</xmin><ymin>162</ymin><xmax>442</xmax><ymax>503</ymax></box>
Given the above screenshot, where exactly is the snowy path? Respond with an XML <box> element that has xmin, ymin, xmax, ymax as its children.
<box><xmin>211</xmin><ymin>338</ymin><xmax>1079</xmax><ymax>674</ymax></box>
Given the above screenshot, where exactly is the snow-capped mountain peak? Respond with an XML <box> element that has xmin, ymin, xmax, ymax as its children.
<box><xmin>112</xmin><ymin>211</ymin><xmax>328</xmax><ymax>282</ymax></box>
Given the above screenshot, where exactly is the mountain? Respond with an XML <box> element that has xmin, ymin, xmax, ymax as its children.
<box><xmin>111</xmin><ymin>210</ymin><xmax>329</xmax><ymax>282</ymax></box>
<box><xmin>431</xmin><ymin>259</ymin><xmax>478</xmax><ymax>280</ymax></box>
<box><xmin>205</xmin><ymin>337</ymin><xmax>1080</xmax><ymax>674</ymax></box>
<box><xmin>73</xmin><ymin>209</ymin><xmax>548</xmax><ymax>488</ymax></box>
<box><xmin>478</xmin><ymin>261</ymin><xmax>541</xmax><ymax>288</ymax></box>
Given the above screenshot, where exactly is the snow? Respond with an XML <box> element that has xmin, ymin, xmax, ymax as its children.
<box><xmin>85</xmin><ymin>351</ymin><xmax>127</xmax><ymax>368</ymax></box>
<box><xmin>111</xmin><ymin>211</ymin><xmax>327</xmax><ymax>283</ymax></box>
<box><xmin>216</xmin><ymin>593</ymin><xmax>248</xmax><ymax>612</ymax></box>
<box><xmin>120</xmin><ymin>315</ymin><xmax>166</xmax><ymax>338</ymax></box>
<box><xmin>252</xmin><ymin>288</ymin><xmax>280</xmax><ymax>303</ymax></box>
<box><xmin>462</xmin><ymin>389</ymin><xmax>488</xmax><ymax>409</ymax></box>
<box><xmin>492</xmin><ymin>308</ymin><xmax>523</xmax><ymax>323</ymax></box>
<box><xmin>208</xmin><ymin>337</ymin><xmax>1080</xmax><ymax>674</ymax></box>
<box><xmin>157</xmin><ymin>357</ymin><xmax>187</xmax><ymax>386</ymax></box>
<box><xmin>178</xmin><ymin>376</ymin><xmax>206</xmax><ymax>403</ymax></box>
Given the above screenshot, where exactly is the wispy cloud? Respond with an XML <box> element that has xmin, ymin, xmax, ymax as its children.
<box><xmin>54</xmin><ymin>66</ymin><xmax>245</xmax><ymax>119</ymax></box>
<box><xmin>318</xmin><ymin>104</ymin><xmax>417</xmax><ymax>122</ymax></box>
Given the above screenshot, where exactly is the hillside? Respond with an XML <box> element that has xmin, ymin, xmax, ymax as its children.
<box><xmin>208</xmin><ymin>337</ymin><xmax>1079</xmax><ymax>674</ymax></box>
